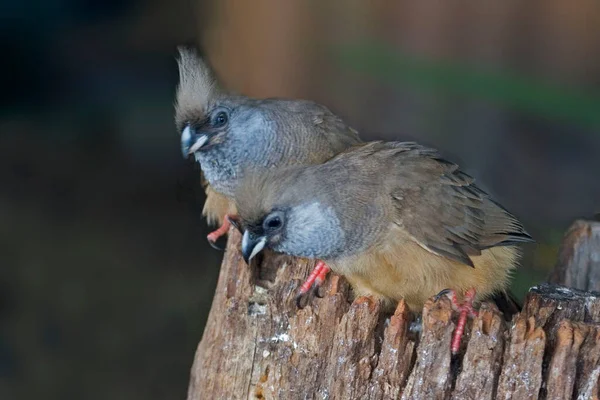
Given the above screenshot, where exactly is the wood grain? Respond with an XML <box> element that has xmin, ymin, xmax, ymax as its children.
<box><xmin>188</xmin><ymin>220</ymin><xmax>600</xmax><ymax>399</ymax></box>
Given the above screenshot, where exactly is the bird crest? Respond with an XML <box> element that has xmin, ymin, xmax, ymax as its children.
<box><xmin>174</xmin><ymin>46</ymin><xmax>220</xmax><ymax>128</ymax></box>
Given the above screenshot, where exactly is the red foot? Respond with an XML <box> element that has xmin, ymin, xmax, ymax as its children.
<box><xmin>295</xmin><ymin>260</ymin><xmax>331</xmax><ymax>307</ymax></box>
<box><xmin>314</xmin><ymin>263</ymin><xmax>330</xmax><ymax>288</ymax></box>
<box><xmin>207</xmin><ymin>214</ymin><xmax>237</xmax><ymax>249</ymax></box>
<box><xmin>298</xmin><ymin>260</ymin><xmax>330</xmax><ymax>296</ymax></box>
<box><xmin>437</xmin><ymin>288</ymin><xmax>478</xmax><ymax>354</ymax></box>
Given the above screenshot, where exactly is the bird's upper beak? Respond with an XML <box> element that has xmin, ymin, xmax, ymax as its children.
<box><xmin>181</xmin><ymin>125</ymin><xmax>208</xmax><ymax>159</ymax></box>
<box><xmin>242</xmin><ymin>230</ymin><xmax>267</xmax><ymax>264</ymax></box>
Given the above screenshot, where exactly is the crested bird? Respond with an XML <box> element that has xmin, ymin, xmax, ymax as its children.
<box><xmin>175</xmin><ymin>45</ymin><xmax>361</xmax><ymax>258</ymax></box>
<box><xmin>237</xmin><ymin>141</ymin><xmax>533</xmax><ymax>354</ymax></box>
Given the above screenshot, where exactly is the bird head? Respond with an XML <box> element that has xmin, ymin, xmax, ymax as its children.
<box><xmin>175</xmin><ymin>45</ymin><xmax>220</xmax><ymax>159</ymax></box>
<box><xmin>174</xmin><ymin>46</ymin><xmax>272</xmax><ymax>195</ymax></box>
<box><xmin>240</xmin><ymin>209</ymin><xmax>286</xmax><ymax>263</ymax></box>
<box><xmin>236</xmin><ymin>168</ymin><xmax>346</xmax><ymax>264</ymax></box>
<box><xmin>174</xmin><ymin>45</ymin><xmax>360</xmax><ymax>197</ymax></box>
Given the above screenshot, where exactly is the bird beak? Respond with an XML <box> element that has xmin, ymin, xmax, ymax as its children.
<box><xmin>242</xmin><ymin>231</ymin><xmax>267</xmax><ymax>264</ymax></box>
<box><xmin>181</xmin><ymin>125</ymin><xmax>208</xmax><ymax>158</ymax></box>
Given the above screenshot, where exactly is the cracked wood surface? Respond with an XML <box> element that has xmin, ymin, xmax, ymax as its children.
<box><xmin>188</xmin><ymin>221</ymin><xmax>600</xmax><ymax>399</ymax></box>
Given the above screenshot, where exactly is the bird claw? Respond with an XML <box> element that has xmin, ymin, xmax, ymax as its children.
<box><xmin>295</xmin><ymin>278</ymin><xmax>317</xmax><ymax>309</ymax></box>
<box><xmin>312</xmin><ymin>280</ymin><xmax>325</xmax><ymax>298</ymax></box>
<box><xmin>295</xmin><ymin>260</ymin><xmax>330</xmax><ymax>309</ymax></box>
<box><xmin>434</xmin><ymin>288</ymin><xmax>478</xmax><ymax>355</ymax></box>
<box><xmin>295</xmin><ymin>292</ymin><xmax>308</xmax><ymax>309</ymax></box>
<box><xmin>227</xmin><ymin>215</ymin><xmax>243</xmax><ymax>233</ymax></box>
<box><xmin>207</xmin><ymin>214</ymin><xmax>239</xmax><ymax>251</ymax></box>
<box><xmin>434</xmin><ymin>288</ymin><xmax>454</xmax><ymax>303</ymax></box>
<box><xmin>207</xmin><ymin>238</ymin><xmax>224</xmax><ymax>251</ymax></box>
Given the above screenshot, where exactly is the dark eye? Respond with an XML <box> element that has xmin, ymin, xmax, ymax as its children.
<box><xmin>263</xmin><ymin>215</ymin><xmax>282</xmax><ymax>231</ymax></box>
<box><xmin>212</xmin><ymin>111</ymin><xmax>228</xmax><ymax>128</ymax></box>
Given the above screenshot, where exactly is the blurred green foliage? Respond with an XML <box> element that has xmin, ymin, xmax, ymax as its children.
<box><xmin>336</xmin><ymin>42</ymin><xmax>600</xmax><ymax>129</ymax></box>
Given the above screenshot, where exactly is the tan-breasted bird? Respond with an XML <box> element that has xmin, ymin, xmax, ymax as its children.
<box><xmin>237</xmin><ymin>141</ymin><xmax>533</xmax><ymax>353</ymax></box>
<box><xmin>175</xmin><ymin>46</ymin><xmax>361</xmax><ymax>251</ymax></box>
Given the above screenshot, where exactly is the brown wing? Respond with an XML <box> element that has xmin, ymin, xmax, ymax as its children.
<box><xmin>387</xmin><ymin>142</ymin><xmax>533</xmax><ymax>267</ymax></box>
<box><xmin>315</xmin><ymin>110</ymin><xmax>362</xmax><ymax>153</ymax></box>
<box><xmin>266</xmin><ymin>99</ymin><xmax>362</xmax><ymax>161</ymax></box>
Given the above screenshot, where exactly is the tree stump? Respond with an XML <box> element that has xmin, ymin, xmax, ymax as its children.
<box><xmin>549</xmin><ymin>219</ymin><xmax>600</xmax><ymax>292</ymax></box>
<box><xmin>187</xmin><ymin>220</ymin><xmax>600</xmax><ymax>400</ymax></box>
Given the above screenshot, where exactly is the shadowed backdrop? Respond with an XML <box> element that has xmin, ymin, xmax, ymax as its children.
<box><xmin>1</xmin><ymin>0</ymin><xmax>599</xmax><ymax>398</ymax></box>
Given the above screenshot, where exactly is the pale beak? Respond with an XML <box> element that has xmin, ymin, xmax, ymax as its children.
<box><xmin>188</xmin><ymin>135</ymin><xmax>208</xmax><ymax>154</ymax></box>
<box><xmin>242</xmin><ymin>231</ymin><xmax>267</xmax><ymax>264</ymax></box>
<box><xmin>181</xmin><ymin>125</ymin><xmax>208</xmax><ymax>158</ymax></box>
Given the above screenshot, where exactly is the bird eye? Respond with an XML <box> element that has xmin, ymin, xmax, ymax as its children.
<box><xmin>263</xmin><ymin>215</ymin><xmax>282</xmax><ymax>231</ymax></box>
<box><xmin>212</xmin><ymin>111</ymin><xmax>228</xmax><ymax>128</ymax></box>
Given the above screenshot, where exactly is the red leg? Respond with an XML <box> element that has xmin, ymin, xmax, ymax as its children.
<box><xmin>207</xmin><ymin>214</ymin><xmax>236</xmax><ymax>248</ymax></box>
<box><xmin>314</xmin><ymin>263</ymin><xmax>330</xmax><ymax>287</ymax></box>
<box><xmin>436</xmin><ymin>288</ymin><xmax>479</xmax><ymax>355</ymax></box>
<box><xmin>298</xmin><ymin>260</ymin><xmax>329</xmax><ymax>296</ymax></box>
<box><xmin>451</xmin><ymin>288</ymin><xmax>478</xmax><ymax>354</ymax></box>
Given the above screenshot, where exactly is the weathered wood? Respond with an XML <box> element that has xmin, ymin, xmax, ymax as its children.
<box><xmin>323</xmin><ymin>296</ymin><xmax>380</xmax><ymax>399</ymax></box>
<box><xmin>549</xmin><ymin>219</ymin><xmax>600</xmax><ymax>291</ymax></box>
<box><xmin>546</xmin><ymin>320</ymin><xmax>585</xmax><ymax>400</ymax></box>
<box><xmin>401</xmin><ymin>297</ymin><xmax>453</xmax><ymax>400</ymax></box>
<box><xmin>574</xmin><ymin>323</ymin><xmax>600</xmax><ymax>399</ymax></box>
<box><xmin>451</xmin><ymin>304</ymin><xmax>506</xmax><ymax>400</ymax></box>
<box><xmin>367</xmin><ymin>300</ymin><xmax>414</xmax><ymax>399</ymax></box>
<box><xmin>188</xmin><ymin>222</ymin><xmax>600</xmax><ymax>400</ymax></box>
<box><xmin>496</xmin><ymin>315</ymin><xmax>545</xmax><ymax>399</ymax></box>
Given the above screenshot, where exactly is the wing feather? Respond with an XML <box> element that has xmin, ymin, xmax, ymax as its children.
<box><xmin>380</xmin><ymin>142</ymin><xmax>533</xmax><ymax>267</ymax></box>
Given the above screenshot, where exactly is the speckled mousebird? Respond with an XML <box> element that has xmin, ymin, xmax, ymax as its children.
<box><xmin>175</xmin><ymin>45</ymin><xmax>361</xmax><ymax>256</ymax></box>
<box><xmin>237</xmin><ymin>141</ymin><xmax>533</xmax><ymax>354</ymax></box>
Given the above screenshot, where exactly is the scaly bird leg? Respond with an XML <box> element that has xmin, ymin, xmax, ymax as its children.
<box><xmin>207</xmin><ymin>214</ymin><xmax>241</xmax><ymax>250</ymax></box>
<box><xmin>435</xmin><ymin>288</ymin><xmax>478</xmax><ymax>355</ymax></box>
<box><xmin>314</xmin><ymin>262</ymin><xmax>330</xmax><ymax>288</ymax></box>
<box><xmin>295</xmin><ymin>260</ymin><xmax>331</xmax><ymax>307</ymax></box>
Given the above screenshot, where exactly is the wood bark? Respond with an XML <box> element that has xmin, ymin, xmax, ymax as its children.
<box><xmin>188</xmin><ymin>221</ymin><xmax>600</xmax><ymax>399</ymax></box>
<box><xmin>549</xmin><ymin>219</ymin><xmax>600</xmax><ymax>292</ymax></box>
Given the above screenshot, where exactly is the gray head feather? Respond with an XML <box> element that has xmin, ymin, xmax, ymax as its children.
<box><xmin>174</xmin><ymin>46</ymin><xmax>361</xmax><ymax>198</ymax></box>
<box><xmin>278</xmin><ymin>201</ymin><xmax>346</xmax><ymax>259</ymax></box>
<box><xmin>236</xmin><ymin>164</ymin><xmax>380</xmax><ymax>261</ymax></box>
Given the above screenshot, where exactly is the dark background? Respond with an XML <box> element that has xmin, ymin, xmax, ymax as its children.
<box><xmin>1</xmin><ymin>1</ymin><xmax>599</xmax><ymax>398</ymax></box>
